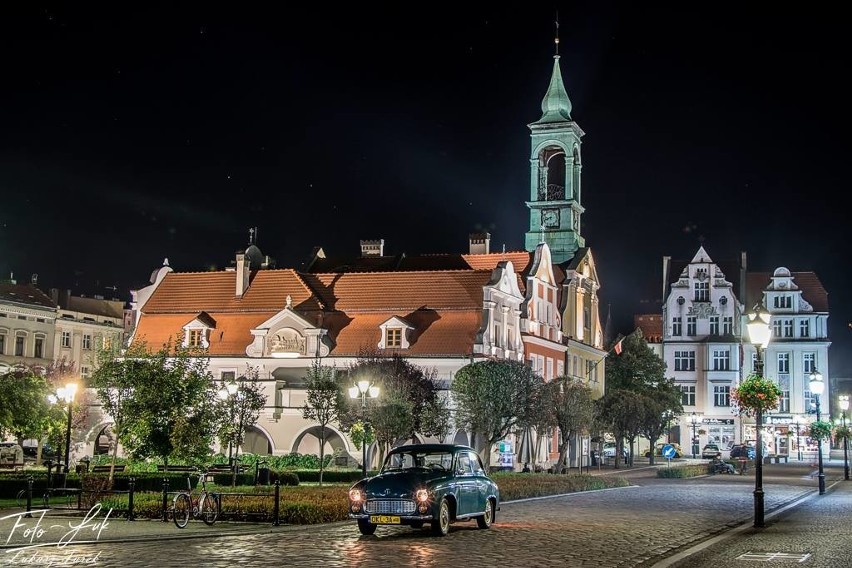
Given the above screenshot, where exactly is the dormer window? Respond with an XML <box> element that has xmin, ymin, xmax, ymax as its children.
<box><xmin>378</xmin><ymin>316</ymin><xmax>414</xmax><ymax>350</ymax></box>
<box><xmin>189</xmin><ymin>329</ymin><xmax>204</xmax><ymax>347</ymax></box>
<box><xmin>182</xmin><ymin>311</ymin><xmax>215</xmax><ymax>349</ymax></box>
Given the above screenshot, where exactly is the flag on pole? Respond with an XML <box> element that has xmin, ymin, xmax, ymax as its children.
<box><xmin>614</xmin><ymin>337</ymin><xmax>624</xmax><ymax>355</ymax></box>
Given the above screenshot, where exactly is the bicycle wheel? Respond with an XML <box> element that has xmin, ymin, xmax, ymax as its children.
<box><xmin>199</xmin><ymin>492</ymin><xmax>219</xmax><ymax>526</ymax></box>
<box><xmin>172</xmin><ymin>493</ymin><xmax>191</xmax><ymax>528</ymax></box>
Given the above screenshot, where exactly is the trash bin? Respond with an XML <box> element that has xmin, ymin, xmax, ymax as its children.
<box><xmin>590</xmin><ymin>450</ymin><xmax>599</xmax><ymax>466</ymax></box>
<box><xmin>257</xmin><ymin>466</ymin><xmax>270</xmax><ymax>485</ymax></box>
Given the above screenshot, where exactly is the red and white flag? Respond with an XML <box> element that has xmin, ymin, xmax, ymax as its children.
<box><xmin>614</xmin><ymin>338</ymin><xmax>624</xmax><ymax>355</ymax></box>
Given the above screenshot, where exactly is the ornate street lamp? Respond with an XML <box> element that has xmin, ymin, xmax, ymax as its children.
<box><xmin>688</xmin><ymin>412</ymin><xmax>701</xmax><ymax>458</ymax></box>
<box><xmin>839</xmin><ymin>395</ymin><xmax>849</xmax><ymax>481</ymax></box>
<box><xmin>218</xmin><ymin>379</ymin><xmax>240</xmax><ymax>473</ymax></box>
<box><xmin>349</xmin><ymin>380</ymin><xmax>379</xmax><ymax>478</ymax></box>
<box><xmin>746</xmin><ymin>303</ymin><xmax>771</xmax><ymax>528</ymax></box>
<box><xmin>809</xmin><ymin>368</ymin><xmax>826</xmax><ymax>495</ymax></box>
<box><xmin>48</xmin><ymin>382</ymin><xmax>78</xmax><ymax>474</ymax></box>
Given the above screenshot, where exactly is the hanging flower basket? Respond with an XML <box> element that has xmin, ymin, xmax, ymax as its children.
<box><xmin>730</xmin><ymin>373</ymin><xmax>781</xmax><ymax>417</ymax></box>
<box><xmin>835</xmin><ymin>425</ymin><xmax>852</xmax><ymax>440</ymax></box>
<box><xmin>808</xmin><ymin>420</ymin><xmax>833</xmax><ymax>441</ymax></box>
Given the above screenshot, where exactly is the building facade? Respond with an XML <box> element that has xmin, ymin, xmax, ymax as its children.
<box><xmin>0</xmin><ymin>278</ymin><xmax>58</xmax><ymax>373</ymax></box>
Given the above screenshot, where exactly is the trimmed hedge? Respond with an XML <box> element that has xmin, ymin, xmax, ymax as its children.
<box><xmin>291</xmin><ymin>469</ymin><xmax>374</xmax><ymax>484</ymax></box>
<box><xmin>656</xmin><ymin>463</ymin><xmax>712</xmax><ymax>478</ymax></box>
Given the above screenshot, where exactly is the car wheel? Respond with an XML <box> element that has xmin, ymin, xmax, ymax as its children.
<box><xmin>431</xmin><ymin>498</ymin><xmax>451</xmax><ymax>536</ymax></box>
<box><xmin>357</xmin><ymin>518</ymin><xmax>377</xmax><ymax>535</ymax></box>
<box><xmin>476</xmin><ymin>498</ymin><xmax>494</xmax><ymax>529</ymax></box>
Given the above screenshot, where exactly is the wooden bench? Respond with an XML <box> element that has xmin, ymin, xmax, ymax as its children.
<box><xmin>156</xmin><ymin>465</ymin><xmax>196</xmax><ymax>473</ymax></box>
<box><xmin>0</xmin><ymin>462</ymin><xmax>25</xmax><ymax>471</ymax></box>
<box><xmin>89</xmin><ymin>464</ymin><xmax>119</xmax><ymax>474</ymax></box>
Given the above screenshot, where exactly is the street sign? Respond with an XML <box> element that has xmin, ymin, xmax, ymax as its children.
<box><xmin>662</xmin><ymin>444</ymin><xmax>677</xmax><ymax>459</ymax></box>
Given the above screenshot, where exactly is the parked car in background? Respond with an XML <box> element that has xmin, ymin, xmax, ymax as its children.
<box><xmin>347</xmin><ymin>444</ymin><xmax>499</xmax><ymax>537</ymax></box>
<box><xmin>729</xmin><ymin>444</ymin><xmax>748</xmax><ymax>459</ymax></box>
<box><xmin>644</xmin><ymin>442</ymin><xmax>683</xmax><ymax>458</ymax></box>
<box><xmin>701</xmin><ymin>443</ymin><xmax>722</xmax><ymax>459</ymax></box>
<box><xmin>601</xmin><ymin>443</ymin><xmax>629</xmax><ymax>460</ymax></box>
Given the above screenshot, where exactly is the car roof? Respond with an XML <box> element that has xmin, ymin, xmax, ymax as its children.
<box><xmin>389</xmin><ymin>444</ymin><xmax>474</xmax><ymax>454</ymax></box>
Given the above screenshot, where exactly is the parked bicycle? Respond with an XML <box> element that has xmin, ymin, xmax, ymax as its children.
<box><xmin>16</xmin><ymin>486</ymin><xmax>78</xmax><ymax>509</ymax></box>
<box><xmin>171</xmin><ymin>467</ymin><xmax>220</xmax><ymax>528</ymax></box>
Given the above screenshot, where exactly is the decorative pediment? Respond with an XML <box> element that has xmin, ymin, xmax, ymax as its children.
<box><xmin>246</xmin><ymin>306</ymin><xmax>329</xmax><ymax>358</ymax></box>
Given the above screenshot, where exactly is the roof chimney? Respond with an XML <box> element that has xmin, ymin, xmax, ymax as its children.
<box><xmin>469</xmin><ymin>232</ymin><xmax>491</xmax><ymax>254</ymax></box>
<box><xmin>360</xmin><ymin>239</ymin><xmax>384</xmax><ymax>257</ymax></box>
<box><xmin>236</xmin><ymin>252</ymin><xmax>251</xmax><ymax>297</ymax></box>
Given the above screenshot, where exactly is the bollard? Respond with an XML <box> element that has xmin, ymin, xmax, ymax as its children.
<box><xmin>25</xmin><ymin>476</ymin><xmax>33</xmax><ymax>518</ymax></box>
<box><xmin>127</xmin><ymin>477</ymin><xmax>135</xmax><ymax>521</ymax></box>
<box><xmin>272</xmin><ymin>479</ymin><xmax>280</xmax><ymax>526</ymax></box>
<box><xmin>161</xmin><ymin>477</ymin><xmax>170</xmax><ymax>522</ymax></box>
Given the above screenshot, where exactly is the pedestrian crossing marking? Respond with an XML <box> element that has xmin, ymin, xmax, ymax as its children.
<box><xmin>736</xmin><ymin>551</ymin><xmax>811</xmax><ymax>562</ymax></box>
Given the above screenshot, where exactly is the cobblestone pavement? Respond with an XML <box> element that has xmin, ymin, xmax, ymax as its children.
<box><xmin>0</xmin><ymin>462</ymin><xmax>844</xmax><ymax>568</ymax></box>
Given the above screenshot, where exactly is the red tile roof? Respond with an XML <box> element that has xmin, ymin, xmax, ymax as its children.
<box><xmin>462</xmin><ymin>251</ymin><xmax>533</xmax><ymax>273</ymax></box>
<box><xmin>746</xmin><ymin>272</ymin><xmax>829</xmax><ymax>312</ymax></box>
<box><xmin>0</xmin><ymin>283</ymin><xmax>56</xmax><ymax>309</ymax></box>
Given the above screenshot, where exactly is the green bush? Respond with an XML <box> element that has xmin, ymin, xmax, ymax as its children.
<box><xmin>656</xmin><ymin>464</ymin><xmax>711</xmax><ymax>478</ymax></box>
<box><xmin>292</xmin><ymin>469</ymin><xmax>373</xmax><ymax>484</ymax></box>
<box><xmin>490</xmin><ymin>472</ymin><xmax>629</xmax><ymax>500</ymax></box>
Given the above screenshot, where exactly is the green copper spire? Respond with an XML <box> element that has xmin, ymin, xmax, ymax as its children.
<box><xmin>534</xmin><ymin>55</ymin><xmax>572</xmax><ymax>124</ymax></box>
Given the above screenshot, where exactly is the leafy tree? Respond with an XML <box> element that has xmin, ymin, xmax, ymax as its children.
<box><xmin>637</xmin><ymin>385</ymin><xmax>683</xmax><ymax>465</ymax></box>
<box><xmin>594</xmin><ymin>389</ymin><xmax>644</xmax><ymax>468</ymax></box>
<box><xmin>419</xmin><ymin>394</ymin><xmax>452</xmax><ymax>442</ymax></box>
<box><xmin>215</xmin><ymin>364</ymin><xmax>266</xmax><ymax>485</ymax></box>
<box><xmin>452</xmin><ymin>359</ymin><xmax>544</xmax><ymax>471</ymax></box>
<box><xmin>370</xmin><ymin>391</ymin><xmax>414</xmax><ymax>465</ymax></box>
<box><xmin>543</xmin><ymin>376</ymin><xmax>594</xmax><ymax>471</ymax></box>
<box><xmin>301</xmin><ymin>361</ymin><xmax>344</xmax><ymax>485</ymax></box>
<box><xmin>0</xmin><ymin>368</ymin><xmax>51</xmax><ymax>444</ymax></box>
<box><xmin>119</xmin><ymin>339</ymin><xmax>220</xmax><ymax>468</ymax></box>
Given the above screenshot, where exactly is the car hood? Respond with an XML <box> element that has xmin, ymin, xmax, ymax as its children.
<box><xmin>363</xmin><ymin>470</ymin><xmax>449</xmax><ymax>499</ymax></box>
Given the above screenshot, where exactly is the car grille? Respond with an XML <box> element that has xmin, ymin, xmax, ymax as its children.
<box><xmin>365</xmin><ymin>499</ymin><xmax>416</xmax><ymax>515</ymax></box>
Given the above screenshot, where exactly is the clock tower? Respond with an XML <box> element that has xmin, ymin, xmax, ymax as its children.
<box><xmin>524</xmin><ymin>53</ymin><xmax>585</xmax><ymax>264</ymax></box>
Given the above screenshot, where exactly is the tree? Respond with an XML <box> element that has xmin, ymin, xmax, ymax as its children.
<box><xmin>301</xmin><ymin>361</ymin><xmax>344</xmax><ymax>486</ymax></box>
<box><xmin>419</xmin><ymin>394</ymin><xmax>452</xmax><ymax>442</ymax></box>
<box><xmin>119</xmin><ymin>339</ymin><xmax>220</xmax><ymax>468</ymax></box>
<box><xmin>90</xmin><ymin>344</ymin><xmax>141</xmax><ymax>483</ymax></box>
<box><xmin>369</xmin><ymin>391</ymin><xmax>414</xmax><ymax>465</ymax></box>
<box><xmin>216</xmin><ymin>364</ymin><xmax>266</xmax><ymax>486</ymax></box>
<box><xmin>0</xmin><ymin>368</ymin><xmax>51</xmax><ymax>444</ymax></box>
<box><xmin>594</xmin><ymin>389</ymin><xmax>644</xmax><ymax>468</ymax></box>
<box><xmin>637</xmin><ymin>385</ymin><xmax>683</xmax><ymax>465</ymax></box>
<box><xmin>452</xmin><ymin>359</ymin><xmax>544</xmax><ymax>471</ymax></box>
<box><xmin>543</xmin><ymin>376</ymin><xmax>594</xmax><ymax>471</ymax></box>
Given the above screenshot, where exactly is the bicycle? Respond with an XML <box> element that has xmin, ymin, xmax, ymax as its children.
<box><xmin>16</xmin><ymin>486</ymin><xmax>77</xmax><ymax>509</ymax></box>
<box><xmin>171</xmin><ymin>468</ymin><xmax>220</xmax><ymax>528</ymax></box>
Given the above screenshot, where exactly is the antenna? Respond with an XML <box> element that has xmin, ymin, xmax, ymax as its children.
<box><xmin>554</xmin><ymin>12</ymin><xmax>560</xmax><ymax>56</ymax></box>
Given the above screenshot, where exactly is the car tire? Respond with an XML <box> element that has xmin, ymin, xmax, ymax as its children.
<box><xmin>431</xmin><ymin>498</ymin><xmax>451</xmax><ymax>537</ymax></box>
<box><xmin>357</xmin><ymin>518</ymin><xmax>377</xmax><ymax>535</ymax></box>
<box><xmin>476</xmin><ymin>498</ymin><xmax>494</xmax><ymax>529</ymax></box>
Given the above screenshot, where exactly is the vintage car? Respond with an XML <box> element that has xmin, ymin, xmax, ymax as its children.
<box><xmin>348</xmin><ymin>443</ymin><xmax>500</xmax><ymax>536</ymax></box>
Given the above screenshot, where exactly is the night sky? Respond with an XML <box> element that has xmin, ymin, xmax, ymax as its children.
<box><xmin>2</xmin><ymin>5</ymin><xmax>850</xmax><ymax>374</ymax></box>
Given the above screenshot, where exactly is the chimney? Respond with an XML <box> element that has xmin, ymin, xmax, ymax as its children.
<box><xmin>469</xmin><ymin>232</ymin><xmax>491</xmax><ymax>254</ymax></box>
<box><xmin>360</xmin><ymin>239</ymin><xmax>384</xmax><ymax>257</ymax></box>
<box><xmin>740</xmin><ymin>250</ymin><xmax>748</xmax><ymax>305</ymax></box>
<box><xmin>236</xmin><ymin>252</ymin><xmax>251</xmax><ymax>297</ymax></box>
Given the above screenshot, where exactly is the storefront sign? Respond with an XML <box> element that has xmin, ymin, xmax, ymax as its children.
<box><xmin>701</xmin><ymin>418</ymin><xmax>734</xmax><ymax>425</ymax></box>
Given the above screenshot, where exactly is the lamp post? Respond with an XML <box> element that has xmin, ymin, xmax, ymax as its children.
<box><xmin>48</xmin><ymin>382</ymin><xmax>78</xmax><ymax>474</ymax></box>
<box><xmin>839</xmin><ymin>395</ymin><xmax>849</xmax><ymax>481</ymax></box>
<box><xmin>688</xmin><ymin>412</ymin><xmax>701</xmax><ymax>459</ymax></box>
<box><xmin>809</xmin><ymin>368</ymin><xmax>826</xmax><ymax>495</ymax></box>
<box><xmin>793</xmin><ymin>415</ymin><xmax>805</xmax><ymax>462</ymax></box>
<box><xmin>218</xmin><ymin>379</ymin><xmax>239</xmax><ymax>466</ymax></box>
<box><xmin>349</xmin><ymin>380</ymin><xmax>379</xmax><ymax>478</ymax></box>
<box><xmin>746</xmin><ymin>303</ymin><xmax>771</xmax><ymax>528</ymax></box>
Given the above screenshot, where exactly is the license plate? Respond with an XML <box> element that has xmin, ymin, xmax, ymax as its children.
<box><xmin>370</xmin><ymin>515</ymin><xmax>401</xmax><ymax>524</ymax></box>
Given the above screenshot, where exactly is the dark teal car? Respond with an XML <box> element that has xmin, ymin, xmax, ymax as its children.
<box><xmin>348</xmin><ymin>443</ymin><xmax>500</xmax><ymax>536</ymax></box>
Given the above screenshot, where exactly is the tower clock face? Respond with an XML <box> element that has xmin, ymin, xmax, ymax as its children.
<box><xmin>541</xmin><ymin>208</ymin><xmax>560</xmax><ymax>228</ymax></box>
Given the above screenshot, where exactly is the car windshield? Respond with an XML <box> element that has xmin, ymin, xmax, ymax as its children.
<box><xmin>382</xmin><ymin>450</ymin><xmax>454</xmax><ymax>472</ymax></box>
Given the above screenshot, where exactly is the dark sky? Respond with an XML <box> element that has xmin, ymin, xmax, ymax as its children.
<box><xmin>2</xmin><ymin>4</ymin><xmax>850</xmax><ymax>374</ymax></box>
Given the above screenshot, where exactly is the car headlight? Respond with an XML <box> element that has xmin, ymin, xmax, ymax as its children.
<box><xmin>349</xmin><ymin>489</ymin><xmax>362</xmax><ymax>502</ymax></box>
<box><xmin>415</xmin><ymin>489</ymin><xmax>429</xmax><ymax>502</ymax></box>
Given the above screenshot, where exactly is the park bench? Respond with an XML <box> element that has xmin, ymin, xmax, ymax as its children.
<box><xmin>0</xmin><ymin>462</ymin><xmax>25</xmax><ymax>471</ymax></box>
<box><xmin>90</xmin><ymin>464</ymin><xmax>122</xmax><ymax>474</ymax></box>
<box><xmin>155</xmin><ymin>465</ymin><xmax>196</xmax><ymax>473</ymax></box>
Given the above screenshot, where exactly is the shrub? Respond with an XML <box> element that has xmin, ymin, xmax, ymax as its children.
<box><xmin>656</xmin><ymin>464</ymin><xmax>710</xmax><ymax>478</ymax></box>
<box><xmin>490</xmin><ymin>472</ymin><xmax>629</xmax><ymax>500</ymax></box>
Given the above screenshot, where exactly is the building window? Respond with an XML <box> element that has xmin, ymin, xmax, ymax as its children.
<box><xmin>81</xmin><ymin>366</ymin><xmax>90</xmax><ymax>378</ymax></box>
<box><xmin>712</xmin><ymin>349</ymin><xmax>730</xmax><ymax>371</ymax></box>
<box><xmin>672</xmin><ymin>317</ymin><xmax>682</xmax><ymax>337</ymax></box>
<box><xmin>803</xmin><ymin>353</ymin><xmax>815</xmax><ymax>374</ymax></box>
<box><xmin>34</xmin><ymin>337</ymin><xmax>43</xmax><ymax>358</ymax></box>
<box><xmin>772</xmin><ymin>319</ymin><xmax>782</xmax><ymax>338</ymax></box>
<box><xmin>783</xmin><ymin>320</ymin><xmax>793</xmax><ymax>338</ymax></box>
<box><xmin>82</xmin><ymin>334</ymin><xmax>92</xmax><ymax>350</ymax></box>
<box><xmin>15</xmin><ymin>335</ymin><xmax>25</xmax><ymax>356</ymax></box>
<box><xmin>774</xmin><ymin>295</ymin><xmax>791</xmax><ymax>308</ymax></box>
<box><xmin>675</xmin><ymin>350</ymin><xmax>695</xmax><ymax>371</ymax></box>
<box><xmin>386</xmin><ymin>328</ymin><xmax>402</xmax><ymax>348</ymax></box>
<box><xmin>804</xmin><ymin>390</ymin><xmax>815</xmax><ymax>413</ymax></box>
<box><xmin>189</xmin><ymin>329</ymin><xmax>203</xmax><ymax>347</ymax></box>
<box><xmin>680</xmin><ymin>385</ymin><xmax>696</xmax><ymax>406</ymax></box>
<box><xmin>777</xmin><ymin>352</ymin><xmax>790</xmax><ymax>374</ymax></box>
<box><xmin>61</xmin><ymin>331</ymin><xmax>71</xmax><ymax>348</ymax></box>
<box><xmin>723</xmin><ymin>317</ymin><xmax>732</xmax><ymax>335</ymax></box>
<box><xmin>0</xmin><ymin>333</ymin><xmax>5</xmax><ymax>355</ymax></box>
<box><xmin>694</xmin><ymin>281</ymin><xmax>709</xmax><ymax>302</ymax></box>
<box><xmin>103</xmin><ymin>336</ymin><xmax>112</xmax><ymax>350</ymax></box>
<box><xmin>17</xmin><ymin>315</ymin><xmax>27</xmax><ymax>321</ymax></box>
<box><xmin>687</xmin><ymin>317</ymin><xmax>696</xmax><ymax>336</ymax></box>
<box><xmin>557</xmin><ymin>360</ymin><xmax>564</xmax><ymax>377</ymax></box>
<box><xmin>800</xmin><ymin>320</ymin><xmax>810</xmax><ymax>338</ymax></box>
<box><xmin>709</xmin><ymin>316</ymin><xmax>719</xmax><ymax>335</ymax></box>
<box><xmin>778</xmin><ymin>375</ymin><xmax>789</xmax><ymax>413</ymax></box>
<box><xmin>713</xmin><ymin>385</ymin><xmax>731</xmax><ymax>407</ymax></box>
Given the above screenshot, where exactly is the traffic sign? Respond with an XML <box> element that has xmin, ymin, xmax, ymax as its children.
<box><xmin>662</xmin><ymin>444</ymin><xmax>677</xmax><ymax>459</ymax></box>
